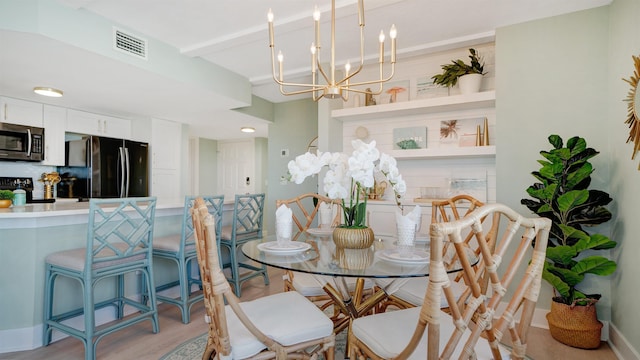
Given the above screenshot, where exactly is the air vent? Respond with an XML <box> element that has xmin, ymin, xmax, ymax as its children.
<box><xmin>113</xmin><ymin>28</ymin><xmax>147</xmax><ymax>60</ymax></box>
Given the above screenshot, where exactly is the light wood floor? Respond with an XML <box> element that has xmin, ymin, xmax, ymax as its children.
<box><xmin>1</xmin><ymin>268</ymin><xmax>618</xmax><ymax>360</ymax></box>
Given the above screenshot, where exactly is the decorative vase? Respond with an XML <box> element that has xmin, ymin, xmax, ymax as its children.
<box><xmin>546</xmin><ymin>300</ymin><xmax>603</xmax><ymax>349</ymax></box>
<box><xmin>0</xmin><ymin>199</ymin><xmax>11</xmax><ymax>208</ymax></box>
<box><xmin>458</xmin><ymin>73</ymin><xmax>483</xmax><ymax>95</ymax></box>
<box><xmin>332</xmin><ymin>227</ymin><xmax>375</xmax><ymax>249</ymax></box>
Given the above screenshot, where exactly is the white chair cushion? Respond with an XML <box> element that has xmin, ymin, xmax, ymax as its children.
<box><xmin>351</xmin><ymin>306</ymin><xmax>511</xmax><ymax>360</ymax></box>
<box><xmin>225</xmin><ymin>291</ymin><xmax>334</xmax><ymax>359</ymax></box>
<box><xmin>153</xmin><ymin>234</ymin><xmax>181</xmax><ymax>252</ymax></box>
<box><xmin>220</xmin><ymin>225</ymin><xmax>259</xmax><ymax>241</ymax></box>
<box><xmin>377</xmin><ymin>275</ymin><xmax>467</xmax><ymax>308</ymax></box>
<box><xmin>45</xmin><ymin>243</ymin><xmax>146</xmax><ymax>271</ymax></box>
<box><xmin>292</xmin><ymin>273</ymin><xmax>374</xmax><ymax>297</ymax></box>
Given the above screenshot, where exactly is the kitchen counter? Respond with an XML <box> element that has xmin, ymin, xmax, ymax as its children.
<box><xmin>0</xmin><ymin>197</ymin><xmax>185</xmax><ymax>229</ymax></box>
<box><xmin>0</xmin><ymin>196</ymin><xmax>241</xmax><ymax>353</ymax></box>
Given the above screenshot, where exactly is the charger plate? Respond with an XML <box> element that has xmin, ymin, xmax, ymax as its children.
<box><xmin>306</xmin><ymin>227</ymin><xmax>335</xmax><ymax>236</ymax></box>
<box><xmin>376</xmin><ymin>249</ymin><xmax>430</xmax><ymax>265</ymax></box>
<box><xmin>257</xmin><ymin>241</ymin><xmax>311</xmax><ymax>254</ymax></box>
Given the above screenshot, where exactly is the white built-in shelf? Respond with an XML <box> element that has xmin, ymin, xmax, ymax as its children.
<box><xmin>332</xmin><ymin>90</ymin><xmax>496</xmax><ymax>121</ymax></box>
<box><xmin>389</xmin><ymin>145</ymin><xmax>496</xmax><ymax>160</ymax></box>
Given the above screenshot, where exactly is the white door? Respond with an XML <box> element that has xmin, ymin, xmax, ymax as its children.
<box><xmin>217</xmin><ymin>139</ymin><xmax>255</xmax><ymax>200</ymax></box>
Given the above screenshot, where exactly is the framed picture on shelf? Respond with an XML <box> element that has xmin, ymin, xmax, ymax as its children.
<box><xmin>379</xmin><ymin>80</ymin><xmax>410</xmax><ymax>104</ymax></box>
<box><xmin>393</xmin><ymin>127</ymin><xmax>427</xmax><ymax>150</ymax></box>
<box><xmin>412</xmin><ymin>76</ymin><xmax>449</xmax><ymax>99</ymax></box>
<box><xmin>439</xmin><ymin>117</ymin><xmax>486</xmax><ymax>147</ymax></box>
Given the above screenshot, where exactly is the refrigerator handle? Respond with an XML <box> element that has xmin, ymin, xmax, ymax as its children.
<box><xmin>119</xmin><ymin>147</ymin><xmax>126</xmax><ymax>197</ymax></box>
<box><xmin>124</xmin><ymin>147</ymin><xmax>130</xmax><ymax>197</ymax></box>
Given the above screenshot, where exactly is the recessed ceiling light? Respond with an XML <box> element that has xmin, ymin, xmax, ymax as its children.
<box><xmin>33</xmin><ymin>87</ymin><xmax>63</xmax><ymax>97</ymax></box>
<box><xmin>241</xmin><ymin>127</ymin><xmax>256</xmax><ymax>133</ymax></box>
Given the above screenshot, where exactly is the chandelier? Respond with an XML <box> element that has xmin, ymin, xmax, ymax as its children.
<box><xmin>267</xmin><ymin>0</ymin><xmax>397</xmax><ymax>101</ymax></box>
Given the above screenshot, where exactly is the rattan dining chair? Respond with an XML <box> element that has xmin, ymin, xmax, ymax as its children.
<box><xmin>377</xmin><ymin>194</ymin><xmax>497</xmax><ymax>313</ymax></box>
<box><xmin>349</xmin><ymin>203</ymin><xmax>551</xmax><ymax>360</ymax></box>
<box><xmin>43</xmin><ymin>197</ymin><xmax>159</xmax><ymax>360</ymax></box>
<box><xmin>153</xmin><ymin>195</ymin><xmax>224</xmax><ymax>323</ymax></box>
<box><xmin>191</xmin><ymin>197</ymin><xmax>335</xmax><ymax>360</ymax></box>
<box><xmin>219</xmin><ymin>193</ymin><xmax>268</xmax><ymax>297</ymax></box>
<box><xmin>276</xmin><ymin>193</ymin><xmax>374</xmax><ymax>316</ymax></box>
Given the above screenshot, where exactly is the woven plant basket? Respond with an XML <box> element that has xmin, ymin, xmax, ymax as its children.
<box><xmin>546</xmin><ymin>300</ymin><xmax>603</xmax><ymax>349</ymax></box>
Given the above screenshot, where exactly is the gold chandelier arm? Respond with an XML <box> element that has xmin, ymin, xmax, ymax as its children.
<box><xmin>267</xmin><ymin>1</ymin><xmax>397</xmax><ymax>101</ymax></box>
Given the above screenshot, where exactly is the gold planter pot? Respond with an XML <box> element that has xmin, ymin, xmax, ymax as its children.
<box><xmin>332</xmin><ymin>227</ymin><xmax>375</xmax><ymax>249</ymax></box>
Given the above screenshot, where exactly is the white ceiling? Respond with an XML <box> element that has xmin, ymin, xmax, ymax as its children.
<box><xmin>0</xmin><ymin>0</ymin><xmax>611</xmax><ymax>140</ymax></box>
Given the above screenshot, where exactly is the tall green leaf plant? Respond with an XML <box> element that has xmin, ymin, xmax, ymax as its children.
<box><xmin>521</xmin><ymin>135</ymin><xmax>617</xmax><ymax>306</ymax></box>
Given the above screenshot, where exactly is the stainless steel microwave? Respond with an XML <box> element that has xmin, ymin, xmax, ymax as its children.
<box><xmin>0</xmin><ymin>122</ymin><xmax>44</xmax><ymax>162</ymax></box>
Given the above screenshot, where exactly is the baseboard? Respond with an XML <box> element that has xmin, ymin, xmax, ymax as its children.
<box><xmin>0</xmin><ymin>286</ymin><xmax>186</xmax><ymax>354</ymax></box>
<box><xmin>609</xmin><ymin>323</ymin><xmax>640</xmax><ymax>360</ymax></box>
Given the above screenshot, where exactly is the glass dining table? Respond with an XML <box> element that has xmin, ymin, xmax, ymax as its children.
<box><xmin>241</xmin><ymin>229</ymin><xmax>474</xmax><ymax>333</ymax></box>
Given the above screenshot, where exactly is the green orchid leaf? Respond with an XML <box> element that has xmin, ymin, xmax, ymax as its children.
<box><xmin>353</xmin><ymin>202</ymin><xmax>367</xmax><ymax>227</ymax></box>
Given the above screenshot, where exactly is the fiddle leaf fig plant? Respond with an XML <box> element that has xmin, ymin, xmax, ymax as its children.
<box><xmin>521</xmin><ymin>135</ymin><xmax>617</xmax><ymax>306</ymax></box>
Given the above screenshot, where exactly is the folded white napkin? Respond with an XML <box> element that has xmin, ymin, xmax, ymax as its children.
<box><xmin>275</xmin><ymin>204</ymin><xmax>293</xmax><ymax>245</ymax></box>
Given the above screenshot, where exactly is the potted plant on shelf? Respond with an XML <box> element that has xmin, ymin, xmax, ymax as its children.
<box><xmin>521</xmin><ymin>134</ymin><xmax>617</xmax><ymax>349</ymax></box>
<box><xmin>0</xmin><ymin>190</ymin><xmax>15</xmax><ymax>208</ymax></box>
<box><xmin>287</xmin><ymin>139</ymin><xmax>406</xmax><ymax>248</ymax></box>
<box><xmin>432</xmin><ymin>48</ymin><xmax>486</xmax><ymax>94</ymax></box>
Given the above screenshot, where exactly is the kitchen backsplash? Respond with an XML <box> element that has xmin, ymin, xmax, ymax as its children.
<box><xmin>0</xmin><ymin>162</ymin><xmax>57</xmax><ymax>199</ymax></box>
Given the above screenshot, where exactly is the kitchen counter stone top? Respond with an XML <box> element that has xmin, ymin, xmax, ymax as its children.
<box><xmin>0</xmin><ymin>197</ymin><xmax>237</xmax><ymax>229</ymax></box>
<box><xmin>0</xmin><ymin>197</ymin><xmax>185</xmax><ymax>229</ymax></box>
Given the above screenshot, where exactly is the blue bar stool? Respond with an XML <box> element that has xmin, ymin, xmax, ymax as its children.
<box><xmin>219</xmin><ymin>193</ymin><xmax>268</xmax><ymax>297</ymax></box>
<box><xmin>42</xmin><ymin>197</ymin><xmax>158</xmax><ymax>360</ymax></box>
<box><xmin>152</xmin><ymin>195</ymin><xmax>224</xmax><ymax>323</ymax></box>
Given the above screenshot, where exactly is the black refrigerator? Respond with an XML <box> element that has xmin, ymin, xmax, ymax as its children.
<box><xmin>59</xmin><ymin>136</ymin><xmax>149</xmax><ymax>199</ymax></box>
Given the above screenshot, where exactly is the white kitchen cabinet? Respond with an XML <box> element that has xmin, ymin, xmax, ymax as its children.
<box><xmin>66</xmin><ymin>109</ymin><xmax>131</xmax><ymax>138</ymax></box>
<box><xmin>42</xmin><ymin>105</ymin><xmax>66</xmax><ymax>166</ymax></box>
<box><xmin>0</xmin><ymin>97</ymin><xmax>43</xmax><ymax>127</ymax></box>
<box><xmin>150</xmin><ymin>118</ymin><xmax>182</xmax><ymax>199</ymax></box>
<box><xmin>151</xmin><ymin>118</ymin><xmax>180</xmax><ymax>170</ymax></box>
<box><xmin>366</xmin><ymin>201</ymin><xmax>431</xmax><ymax>237</ymax></box>
<box><xmin>151</xmin><ymin>169</ymin><xmax>181</xmax><ymax>199</ymax></box>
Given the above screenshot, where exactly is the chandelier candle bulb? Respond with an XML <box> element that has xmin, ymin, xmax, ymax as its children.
<box><xmin>267</xmin><ymin>10</ymin><xmax>274</xmax><ymax>46</ymax></box>
<box><xmin>379</xmin><ymin>31</ymin><xmax>385</xmax><ymax>63</ymax></box>
<box><xmin>390</xmin><ymin>25</ymin><xmax>397</xmax><ymax>63</ymax></box>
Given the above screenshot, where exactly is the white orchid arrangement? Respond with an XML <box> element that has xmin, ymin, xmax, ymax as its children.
<box><xmin>287</xmin><ymin>139</ymin><xmax>406</xmax><ymax>228</ymax></box>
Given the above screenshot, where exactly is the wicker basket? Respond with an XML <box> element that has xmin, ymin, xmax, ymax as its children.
<box><xmin>546</xmin><ymin>300</ymin><xmax>603</xmax><ymax>349</ymax></box>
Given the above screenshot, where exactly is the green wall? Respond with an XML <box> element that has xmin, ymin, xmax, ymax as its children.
<box><xmin>198</xmin><ymin>138</ymin><xmax>218</xmax><ymax>195</ymax></box>
<box><xmin>607</xmin><ymin>0</ymin><xmax>640</xmax><ymax>354</ymax></box>
<box><xmin>265</xmin><ymin>99</ymin><xmax>319</xmax><ymax>235</ymax></box>
<box><xmin>497</xmin><ymin>2</ymin><xmax>640</xmax><ymax>353</ymax></box>
<box><xmin>497</xmin><ymin>5</ymin><xmax>610</xmax><ymax>315</ymax></box>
